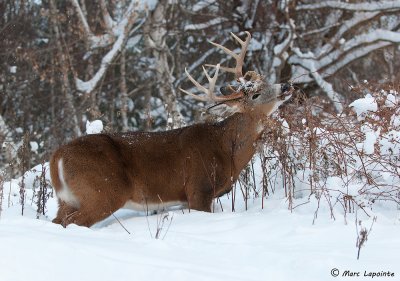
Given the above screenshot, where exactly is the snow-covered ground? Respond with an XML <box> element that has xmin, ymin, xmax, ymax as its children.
<box><xmin>1</xmin><ymin>92</ymin><xmax>400</xmax><ymax>281</ymax></box>
<box><xmin>1</xmin><ymin>171</ymin><xmax>399</xmax><ymax>281</ymax></box>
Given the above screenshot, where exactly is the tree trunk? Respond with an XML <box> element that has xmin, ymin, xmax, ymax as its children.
<box><xmin>119</xmin><ymin>49</ymin><xmax>130</xmax><ymax>132</ymax></box>
<box><xmin>49</xmin><ymin>0</ymin><xmax>82</xmax><ymax>137</ymax></box>
<box><xmin>144</xmin><ymin>0</ymin><xmax>184</xmax><ymax>130</ymax></box>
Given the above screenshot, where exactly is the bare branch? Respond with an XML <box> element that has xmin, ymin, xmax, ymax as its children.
<box><xmin>299</xmin><ymin>22</ymin><xmax>341</xmax><ymax>38</ymax></box>
<box><xmin>70</xmin><ymin>0</ymin><xmax>114</xmax><ymax>49</ymax></box>
<box><xmin>269</xmin><ymin>7</ymin><xmax>295</xmax><ymax>84</ymax></box>
<box><xmin>70</xmin><ymin>0</ymin><xmax>93</xmax><ymax>37</ymax></box>
<box><xmin>99</xmin><ymin>0</ymin><xmax>116</xmax><ymax>31</ymax></box>
<box><xmin>174</xmin><ymin>37</ymin><xmax>229</xmax><ymax>88</ymax></box>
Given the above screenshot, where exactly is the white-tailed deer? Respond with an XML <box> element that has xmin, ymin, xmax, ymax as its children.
<box><xmin>50</xmin><ymin>32</ymin><xmax>293</xmax><ymax>227</ymax></box>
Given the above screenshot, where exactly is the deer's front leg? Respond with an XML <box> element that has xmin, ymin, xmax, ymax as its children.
<box><xmin>186</xmin><ymin>183</ymin><xmax>213</xmax><ymax>212</ymax></box>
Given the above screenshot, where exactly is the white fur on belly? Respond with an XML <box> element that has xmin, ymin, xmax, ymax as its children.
<box><xmin>122</xmin><ymin>200</ymin><xmax>186</xmax><ymax>212</ymax></box>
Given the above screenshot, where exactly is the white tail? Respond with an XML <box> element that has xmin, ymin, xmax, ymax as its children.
<box><xmin>50</xmin><ymin>32</ymin><xmax>293</xmax><ymax>227</ymax></box>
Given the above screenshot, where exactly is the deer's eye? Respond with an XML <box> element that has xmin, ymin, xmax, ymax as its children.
<box><xmin>252</xmin><ymin>93</ymin><xmax>261</xmax><ymax>100</ymax></box>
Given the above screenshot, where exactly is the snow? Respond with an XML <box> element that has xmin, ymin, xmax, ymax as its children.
<box><xmin>184</xmin><ymin>18</ymin><xmax>226</xmax><ymax>31</ymax></box>
<box><xmin>1</xmin><ymin>151</ymin><xmax>399</xmax><ymax>281</ymax></box>
<box><xmin>138</xmin><ymin>0</ymin><xmax>158</xmax><ymax>11</ymax></box>
<box><xmin>126</xmin><ymin>34</ymin><xmax>142</xmax><ymax>50</ymax></box>
<box><xmin>30</xmin><ymin>141</ymin><xmax>39</xmax><ymax>153</ymax></box>
<box><xmin>289</xmin><ymin>24</ymin><xmax>399</xmax><ymax>86</ymax></box>
<box><xmin>73</xmin><ymin>0</ymin><xmax>144</xmax><ymax>94</ymax></box>
<box><xmin>1</xmin><ymin>177</ymin><xmax>399</xmax><ymax>281</ymax></box>
<box><xmin>308</xmin><ymin>62</ymin><xmax>344</xmax><ymax>112</ymax></box>
<box><xmin>385</xmin><ymin>93</ymin><xmax>397</xmax><ymax>108</ymax></box>
<box><xmin>296</xmin><ymin>1</ymin><xmax>400</xmax><ymax>12</ymax></box>
<box><xmin>86</xmin><ymin>120</ymin><xmax>104</xmax><ymax>134</ymax></box>
<box><xmin>380</xmin><ymin>130</ymin><xmax>400</xmax><ymax>157</ymax></box>
<box><xmin>1</xmin><ymin>93</ymin><xmax>400</xmax><ymax>281</ymax></box>
<box><xmin>349</xmin><ymin>94</ymin><xmax>378</xmax><ymax>121</ymax></box>
<box><xmin>76</xmin><ymin>33</ymin><xmax>126</xmax><ymax>93</ymax></box>
<box><xmin>192</xmin><ymin>0</ymin><xmax>217</xmax><ymax>12</ymax></box>
<box><xmin>356</xmin><ymin>127</ymin><xmax>379</xmax><ymax>155</ymax></box>
<box><xmin>9</xmin><ymin>66</ymin><xmax>17</xmax><ymax>74</ymax></box>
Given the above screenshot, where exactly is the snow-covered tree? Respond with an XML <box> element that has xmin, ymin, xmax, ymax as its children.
<box><xmin>1</xmin><ymin>0</ymin><xmax>399</xmax><ymax>176</ymax></box>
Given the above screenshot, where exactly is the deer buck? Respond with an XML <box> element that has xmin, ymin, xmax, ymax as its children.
<box><xmin>50</xmin><ymin>32</ymin><xmax>293</xmax><ymax>227</ymax></box>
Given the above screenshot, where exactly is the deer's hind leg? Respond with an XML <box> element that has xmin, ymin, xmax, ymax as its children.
<box><xmin>53</xmin><ymin>201</ymin><xmax>119</xmax><ymax>228</ymax></box>
<box><xmin>55</xmin><ymin>185</ymin><xmax>128</xmax><ymax>227</ymax></box>
<box><xmin>52</xmin><ymin>200</ymin><xmax>79</xmax><ymax>226</ymax></box>
<box><xmin>54</xmin><ymin>198</ymin><xmax>123</xmax><ymax>228</ymax></box>
<box><xmin>59</xmin><ymin>206</ymin><xmax>108</xmax><ymax>228</ymax></box>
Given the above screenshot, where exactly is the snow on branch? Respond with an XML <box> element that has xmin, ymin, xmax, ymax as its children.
<box><xmin>76</xmin><ymin>35</ymin><xmax>125</xmax><ymax>93</ymax></box>
<box><xmin>309</xmin><ymin>63</ymin><xmax>344</xmax><ymax>113</ymax></box>
<box><xmin>70</xmin><ymin>0</ymin><xmax>141</xmax><ymax>50</ymax></box>
<box><xmin>273</xmin><ymin>19</ymin><xmax>295</xmax><ymax>58</ymax></box>
<box><xmin>74</xmin><ymin>0</ymin><xmax>142</xmax><ymax>94</ymax></box>
<box><xmin>184</xmin><ymin>18</ymin><xmax>227</xmax><ymax>31</ymax></box>
<box><xmin>288</xmin><ymin>28</ymin><xmax>400</xmax><ymax>111</ymax></box>
<box><xmin>314</xmin><ymin>12</ymin><xmax>380</xmax><ymax>58</ymax></box>
<box><xmin>70</xmin><ymin>0</ymin><xmax>113</xmax><ymax>49</ymax></box>
<box><xmin>192</xmin><ymin>0</ymin><xmax>217</xmax><ymax>12</ymax></box>
<box><xmin>290</xmin><ymin>29</ymin><xmax>400</xmax><ymax>80</ymax></box>
<box><xmin>0</xmin><ymin>115</ymin><xmax>12</xmax><ymax>143</ymax></box>
<box><xmin>316</xmin><ymin>29</ymin><xmax>400</xmax><ymax>68</ymax></box>
<box><xmin>340</xmin><ymin>29</ymin><xmax>400</xmax><ymax>51</ymax></box>
<box><xmin>297</xmin><ymin>1</ymin><xmax>400</xmax><ymax>12</ymax></box>
<box><xmin>290</xmin><ymin>41</ymin><xmax>391</xmax><ymax>84</ymax></box>
<box><xmin>321</xmin><ymin>41</ymin><xmax>392</xmax><ymax>80</ymax></box>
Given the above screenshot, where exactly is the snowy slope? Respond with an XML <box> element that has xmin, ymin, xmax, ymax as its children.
<box><xmin>2</xmin><ymin>93</ymin><xmax>400</xmax><ymax>281</ymax></box>
<box><xmin>1</xmin><ymin>181</ymin><xmax>399</xmax><ymax>281</ymax></box>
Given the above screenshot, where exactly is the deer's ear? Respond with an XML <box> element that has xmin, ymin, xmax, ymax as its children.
<box><xmin>208</xmin><ymin>102</ymin><xmax>242</xmax><ymax>116</ymax></box>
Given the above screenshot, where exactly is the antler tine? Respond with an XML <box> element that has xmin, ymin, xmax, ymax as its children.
<box><xmin>181</xmin><ymin>68</ymin><xmax>209</xmax><ymax>102</ymax></box>
<box><xmin>207</xmin><ymin>31</ymin><xmax>251</xmax><ymax>79</ymax></box>
<box><xmin>204</xmin><ymin>63</ymin><xmax>234</xmax><ymax>74</ymax></box>
<box><xmin>180</xmin><ymin>64</ymin><xmax>244</xmax><ymax>103</ymax></box>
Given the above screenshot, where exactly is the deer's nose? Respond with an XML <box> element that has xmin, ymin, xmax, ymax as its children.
<box><xmin>281</xmin><ymin>83</ymin><xmax>291</xmax><ymax>93</ymax></box>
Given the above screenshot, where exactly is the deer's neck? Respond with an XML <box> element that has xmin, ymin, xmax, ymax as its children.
<box><xmin>221</xmin><ymin>111</ymin><xmax>266</xmax><ymax>175</ymax></box>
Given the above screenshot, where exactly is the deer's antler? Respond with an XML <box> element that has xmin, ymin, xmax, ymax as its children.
<box><xmin>180</xmin><ymin>64</ymin><xmax>243</xmax><ymax>103</ymax></box>
<box><xmin>206</xmin><ymin>31</ymin><xmax>251</xmax><ymax>80</ymax></box>
<box><xmin>180</xmin><ymin>32</ymin><xmax>253</xmax><ymax>103</ymax></box>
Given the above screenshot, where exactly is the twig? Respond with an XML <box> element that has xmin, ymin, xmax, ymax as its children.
<box><xmin>112</xmin><ymin>213</ymin><xmax>131</xmax><ymax>234</ymax></box>
<box><xmin>356</xmin><ymin>214</ymin><xmax>377</xmax><ymax>260</ymax></box>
